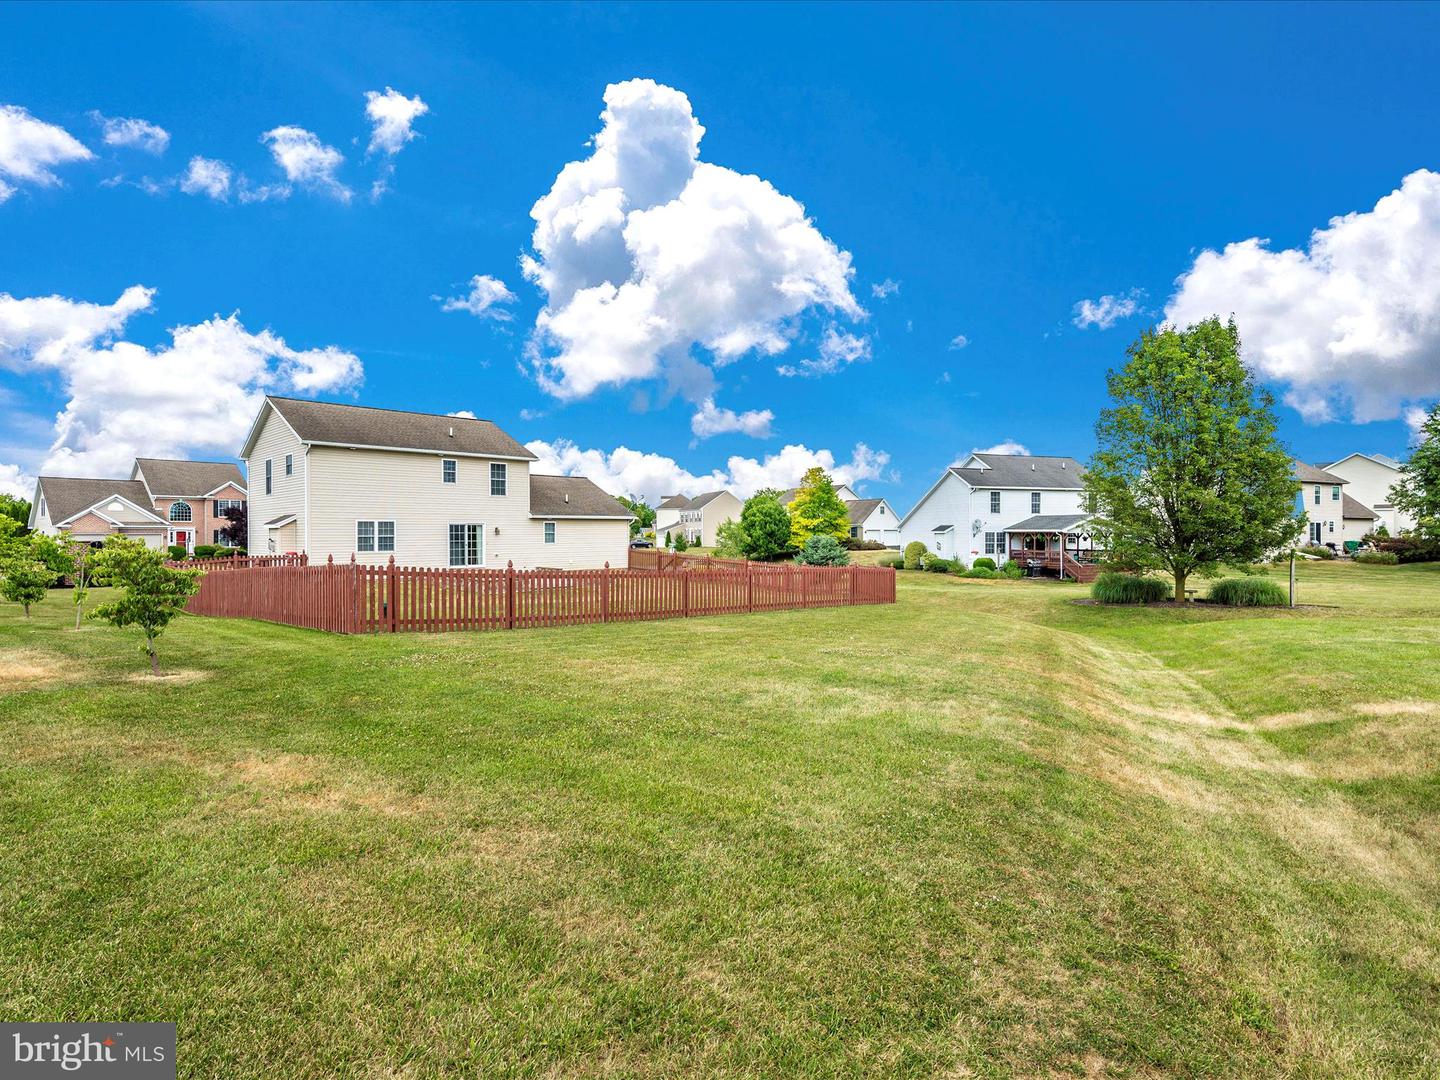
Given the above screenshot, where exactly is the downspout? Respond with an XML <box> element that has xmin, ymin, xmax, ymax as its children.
<box><xmin>303</xmin><ymin>443</ymin><xmax>311</xmax><ymax>555</ymax></box>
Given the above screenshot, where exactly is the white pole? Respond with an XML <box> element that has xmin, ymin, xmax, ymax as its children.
<box><xmin>1289</xmin><ymin>550</ymin><xmax>1296</xmax><ymax>608</ymax></box>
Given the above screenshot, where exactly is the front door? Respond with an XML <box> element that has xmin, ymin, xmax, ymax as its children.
<box><xmin>1309</xmin><ymin>522</ymin><xmax>1322</xmax><ymax>544</ymax></box>
<box><xmin>171</xmin><ymin>529</ymin><xmax>190</xmax><ymax>552</ymax></box>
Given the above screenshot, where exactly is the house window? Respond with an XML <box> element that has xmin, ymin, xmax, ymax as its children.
<box><xmin>442</xmin><ymin>459</ymin><xmax>457</xmax><ymax>484</ymax></box>
<box><xmin>990</xmin><ymin>491</ymin><xmax>1001</xmax><ymax>514</ymax></box>
<box><xmin>490</xmin><ymin>462</ymin><xmax>507</xmax><ymax>496</ymax></box>
<box><xmin>285</xmin><ymin>454</ymin><xmax>293</xmax><ymax>476</ymax></box>
<box><xmin>544</xmin><ymin>521</ymin><xmax>556</xmax><ymax>544</ymax></box>
<box><xmin>985</xmin><ymin>531</ymin><xmax>1000</xmax><ymax>555</ymax></box>
<box><xmin>357</xmin><ymin>520</ymin><xmax>396</xmax><ymax>553</ymax></box>
<box><xmin>1331</xmin><ymin>485</ymin><xmax>1340</xmax><ymax>501</ymax></box>
<box><xmin>1310</xmin><ymin>522</ymin><xmax>1322</xmax><ymax>544</ymax></box>
<box><xmin>265</xmin><ymin>459</ymin><xmax>272</xmax><ymax>495</ymax></box>
<box><xmin>214</xmin><ymin>498</ymin><xmax>244</xmax><ymax>516</ymax></box>
<box><xmin>38</xmin><ymin>496</ymin><xmax>46</xmax><ymax>518</ymax></box>
<box><xmin>1328</xmin><ymin>520</ymin><xmax>1335</xmax><ymax>534</ymax></box>
<box><xmin>169</xmin><ymin>501</ymin><xmax>192</xmax><ymax>522</ymax></box>
<box><xmin>1031</xmin><ymin>492</ymin><xmax>1041</xmax><ymax>514</ymax></box>
<box><xmin>448</xmin><ymin>523</ymin><xmax>484</xmax><ymax>566</ymax></box>
<box><xmin>849</xmin><ymin>524</ymin><xmax>859</xmax><ymax>539</ymax></box>
<box><xmin>1313</xmin><ymin>485</ymin><xmax>1321</xmax><ymax>505</ymax></box>
<box><xmin>213</xmin><ymin>530</ymin><xmax>223</xmax><ymax>544</ymax></box>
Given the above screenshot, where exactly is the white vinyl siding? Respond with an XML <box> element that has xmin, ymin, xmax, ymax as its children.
<box><xmin>244</xmin><ymin>405</ymin><xmax>307</xmax><ymax>554</ymax></box>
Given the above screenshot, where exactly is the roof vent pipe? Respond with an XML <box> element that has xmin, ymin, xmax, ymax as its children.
<box><xmin>564</xmin><ymin>492</ymin><xmax>570</xmax><ymax>503</ymax></box>
<box><xmin>448</xmin><ymin>426</ymin><xmax>455</xmax><ymax>437</ymax></box>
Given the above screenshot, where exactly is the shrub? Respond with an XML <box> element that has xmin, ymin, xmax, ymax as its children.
<box><xmin>192</xmin><ymin>544</ymin><xmax>219</xmax><ymax>559</ymax></box>
<box><xmin>1091</xmin><ymin>572</ymin><xmax>1172</xmax><ymax>604</ymax></box>
<box><xmin>713</xmin><ymin>518</ymin><xmax>748</xmax><ymax>559</ymax></box>
<box><xmin>877</xmin><ymin>553</ymin><xmax>904</xmax><ymax>569</ymax></box>
<box><xmin>1208</xmin><ymin>576</ymin><xmax>1287</xmax><ymax>607</ymax></box>
<box><xmin>972</xmin><ymin>556</ymin><xmax>997</xmax><ymax>571</ymax></box>
<box><xmin>903</xmin><ymin>541</ymin><xmax>928</xmax><ymax>571</ymax></box>
<box><xmin>1375</xmin><ymin>536</ymin><xmax>1440</xmax><ymax>563</ymax></box>
<box><xmin>841</xmin><ymin>537</ymin><xmax>887</xmax><ymax>550</ymax></box>
<box><xmin>1354</xmin><ymin>550</ymin><xmax>1399</xmax><ymax>565</ymax></box>
<box><xmin>1298</xmin><ymin>544</ymin><xmax>1335</xmax><ymax>560</ymax></box>
<box><xmin>962</xmin><ymin>566</ymin><xmax>999</xmax><ymax>579</ymax></box>
<box><xmin>166</xmin><ymin>544</ymin><xmax>187</xmax><ymax>561</ymax></box>
<box><xmin>920</xmin><ymin>552</ymin><xmax>950</xmax><ymax>572</ymax></box>
<box><xmin>673</xmin><ymin>533</ymin><xmax>689</xmax><ymax>552</ymax></box>
<box><xmin>796</xmin><ymin>534</ymin><xmax>850</xmax><ymax>566</ymax></box>
<box><xmin>1001</xmin><ymin>560</ymin><xmax>1024</xmax><ymax>579</ymax></box>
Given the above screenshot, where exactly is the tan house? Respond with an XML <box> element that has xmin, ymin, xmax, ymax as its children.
<box><xmin>239</xmin><ymin>396</ymin><xmax>632</xmax><ymax>569</ymax></box>
<box><xmin>654</xmin><ymin>490</ymin><xmax>742</xmax><ymax>548</ymax></box>
<box><xmin>29</xmin><ymin>458</ymin><xmax>248</xmax><ymax>553</ymax></box>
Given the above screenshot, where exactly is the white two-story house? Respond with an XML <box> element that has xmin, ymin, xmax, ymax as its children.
<box><xmin>1323</xmin><ymin>453</ymin><xmax>1414</xmax><ymax>537</ymax></box>
<box><xmin>240</xmin><ymin>396</ymin><xmax>632</xmax><ymax>569</ymax></box>
<box><xmin>897</xmin><ymin>453</ymin><xmax>1093</xmax><ymax>567</ymax></box>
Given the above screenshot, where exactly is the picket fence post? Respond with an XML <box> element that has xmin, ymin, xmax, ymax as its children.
<box><xmin>601</xmin><ymin>562</ymin><xmax>611</xmax><ymax>623</ymax></box>
<box><xmin>386</xmin><ymin>555</ymin><xmax>398</xmax><ymax>633</ymax></box>
<box><xmin>746</xmin><ymin>560</ymin><xmax>754</xmax><ymax>613</ymax></box>
<box><xmin>506</xmin><ymin>560</ymin><xmax>516</xmax><ymax>630</ymax></box>
<box><xmin>682</xmin><ymin>569</ymin><xmax>690</xmax><ymax>618</ymax></box>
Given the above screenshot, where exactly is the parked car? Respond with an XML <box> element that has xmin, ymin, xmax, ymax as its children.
<box><xmin>629</xmin><ymin>539</ymin><xmax>654</xmax><ymax>548</ymax></box>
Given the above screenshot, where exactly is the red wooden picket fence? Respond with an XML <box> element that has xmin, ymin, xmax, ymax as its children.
<box><xmin>182</xmin><ymin>555</ymin><xmax>896</xmax><ymax>634</ymax></box>
<box><xmin>626</xmin><ymin>549</ymin><xmax>748</xmax><ymax>572</ymax></box>
<box><xmin>165</xmin><ymin>553</ymin><xmax>309</xmax><ymax>571</ymax></box>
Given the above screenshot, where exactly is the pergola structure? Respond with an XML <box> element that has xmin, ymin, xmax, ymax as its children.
<box><xmin>1003</xmin><ymin>513</ymin><xmax>1100</xmax><ymax>581</ymax></box>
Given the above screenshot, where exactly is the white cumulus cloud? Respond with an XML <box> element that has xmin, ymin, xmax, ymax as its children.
<box><xmin>522</xmin><ymin>78</ymin><xmax>862</xmax><ymax>401</ymax></box>
<box><xmin>1166</xmin><ymin>168</ymin><xmax>1440</xmax><ymax>425</ymax></box>
<box><xmin>948</xmin><ymin>334</ymin><xmax>969</xmax><ymax>350</ymax></box>
<box><xmin>970</xmin><ymin>440</ymin><xmax>1029</xmax><ymax>457</ymax></box>
<box><xmin>777</xmin><ymin>325</ymin><xmax>871</xmax><ymax>378</ymax></box>
<box><xmin>526</xmin><ymin>438</ymin><xmax>892</xmax><ymax>504</ymax></box>
<box><xmin>0</xmin><ymin>104</ymin><xmax>93</xmax><ymax>203</ymax></box>
<box><xmin>1073</xmin><ymin>290</ymin><xmax>1144</xmax><ymax>330</ymax></box>
<box><xmin>871</xmin><ymin>278</ymin><xmax>900</xmax><ymax>299</ymax></box>
<box><xmin>91</xmin><ymin>112</ymin><xmax>170</xmax><ymax>155</ymax></box>
<box><xmin>261</xmin><ymin>126</ymin><xmax>349</xmax><ymax>202</ymax></box>
<box><xmin>179</xmin><ymin>156</ymin><xmax>232</xmax><ymax>200</ymax></box>
<box><xmin>690</xmin><ymin>397</ymin><xmax>773</xmax><ymax>439</ymax></box>
<box><xmin>435</xmin><ymin>275</ymin><xmax>517</xmax><ymax>320</ymax></box>
<box><xmin>365</xmin><ymin>87</ymin><xmax>428</xmax><ymax>156</ymax></box>
<box><xmin>0</xmin><ymin>462</ymin><xmax>32</xmax><ymax>499</ymax></box>
<box><xmin>0</xmin><ymin>287</ymin><xmax>362</xmax><ymax>477</ymax></box>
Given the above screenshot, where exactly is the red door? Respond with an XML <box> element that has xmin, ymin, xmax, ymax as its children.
<box><xmin>173</xmin><ymin>530</ymin><xmax>189</xmax><ymax>550</ymax></box>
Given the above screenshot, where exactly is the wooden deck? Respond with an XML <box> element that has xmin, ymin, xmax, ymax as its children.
<box><xmin>1009</xmin><ymin>549</ymin><xmax>1102</xmax><ymax>583</ymax></box>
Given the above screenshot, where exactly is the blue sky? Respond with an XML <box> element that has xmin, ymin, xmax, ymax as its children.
<box><xmin>3</xmin><ymin>1</ymin><xmax>1438</xmax><ymax>508</ymax></box>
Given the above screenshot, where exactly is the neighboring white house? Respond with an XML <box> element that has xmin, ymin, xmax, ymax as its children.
<box><xmin>1293</xmin><ymin>461</ymin><xmax>1352</xmax><ymax>549</ymax></box>
<box><xmin>239</xmin><ymin>396</ymin><xmax>633</xmax><ymax>569</ymax></box>
<box><xmin>775</xmin><ymin>483</ymin><xmax>900</xmax><ymax>546</ymax></box>
<box><xmin>1323</xmin><ymin>452</ymin><xmax>1414</xmax><ymax>536</ymax></box>
<box><xmin>897</xmin><ymin>453</ymin><xmax>1093</xmax><ymax>567</ymax></box>
<box><xmin>654</xmin><ymin>490</ymin><xmax>742</xmax><ymax>547</ymax></box>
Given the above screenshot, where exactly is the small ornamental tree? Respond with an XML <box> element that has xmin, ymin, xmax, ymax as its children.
<box><xmin>1085</xmin><ymin>318</ymin><xmax>1302</xmax><ymax>601</ymax></box>
<box><xmin>787</xmin><ymin>468</ymin><xmax>850</xmax><ymax>548</ymax></box>
<box><xmin>1391</xmin><ymin>402</ymin><xmax>1440</xmax><ymax>541</ymax></box>
<box><xmin>89</xmin><ymin>537</ymin><xmax>202</xmax><ymax>675</ymax></box>
<box><xmin>62</xmin><ymin>534</ymin><xmax>96</xmax><ymax>630</ymax></box>
<box><xmin>221</xmin><ymin>504</ymin><xmax>248</xmax><ymax>547</ymax></box>
<box><xmin>617</xmin><ymin>497</ymin><xmax>656</xmax><ymax>538</ymax></box>
<box><xmin>713</xmin><ymin>518</ymin><xmax>748</xmax><ymax>558</ymax></box>
<box><xmin>739</xmin><ymin>491</ymin><xmax>792</xmax><ymax>560</ymax></box>
<box><xmin>673</xmin><ymin>532</ymin><xmax>689</xmax><ymax>552</ymax></box>
<box><xmin>1</xmin><ymin>547</ymin><xmax>56</xmax><ymax>617</ymax></box>
<box><xmin>796</xmin><ymin>534</ymin><xmax>850</xmax><ymax>566</ymax></box>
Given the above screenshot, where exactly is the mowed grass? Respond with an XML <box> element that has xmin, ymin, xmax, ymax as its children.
<box><xmin>2</xmin><ymin>561</ymin><xmax>1438</xmax><ymax>1078</ymax></box>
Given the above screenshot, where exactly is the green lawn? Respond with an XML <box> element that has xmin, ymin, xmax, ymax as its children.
<box><xmin>2</xmin><ymin>561</ymin><xmax>1438</xmax><ymax>1077</ymax></box>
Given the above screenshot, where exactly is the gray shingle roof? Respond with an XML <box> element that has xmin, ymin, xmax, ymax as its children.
<box><xmin>37</xmin><ymin>477</ymin><xmax>160</xmax><ymax>524</ymax></box>
<box><xmin>846</xmin><ymin>498</ymin><xmax>883</xmax><ymax>524</ymax></box>
<box><xmin>1341</xmin><ymin>494</ymin><xmax>1379</xmax><ymax>520</ymax></box>
<box><xmin>266</xmin><ymin>396</ymin><xmax>536</xmax><ymax>460</ymax></box>
<box><xmin>658</xmin><ymin>490</ymin><xmax>731</xmax><ymax>511</ymax></box>
<box><xmin>1003</xmin><ymin>513</ymin><xmax>1093</xmax><ymax>533</ymax></box>
<box><xmin>529</xmin><ymin>475</ymin><xmax>632</xmax><ymax>518</ymax></box>
<box><xmin>135</xmin><ymin>458</ymin><xmax>246</xmax><ymax>496</ymax></box>
<box><xmin>688</xmin><ymin>490</ymin><xmax>729</xmax><ymax>509</ymax></box>
<box><xmin>951</xmin><ymin>454</ymin><xmax>1086</xmax><ymax>489</ymax></box>
<box><xmin>657</xmin><ymin>494</ymin><xmax>690</xmax><ymax>510</ymax></box>
<box><xmin>1293</xmin><ymin>460</ymin><xmax>1347</xmax><ymax>484</ymax></box>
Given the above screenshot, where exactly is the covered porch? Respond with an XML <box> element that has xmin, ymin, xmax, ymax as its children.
<box><xmin>1004</xmin><ymin>513</ymin><xmax>1102</xmax><ymax>582</ymax></box>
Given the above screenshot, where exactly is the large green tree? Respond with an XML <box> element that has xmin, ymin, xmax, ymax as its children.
<box><xmin>0</xmin><ymin>493</ymin><xmax>30</xmax><ymax>530</ymax></box>
<box><xmin>1085</xmin><ymin>317</ymin><xmax>1302</xmax><ymax>601</ymax></box>
<box><xmin>89</xmin><ymin>537</ymin><xmax>203</xmax><ymax>675</ymax></box>
<box><xmin>617</xmin><ymin>496</ymin><xmax>655</xmax><ymax>538</ymax></box>
<box><xmin>1390</xmin><ymin>402</ymin><xmax>1440</xmax><ymax>540</ymax></box>
<box><xmin>787</xmin><ymin>467</ymin><xmax>849</xmax><ymax>547</ymax></box>
<box><xmin>739</xmin><ymin>490</ymin><xmax>792</xmax><ymax>560</ymax></box>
